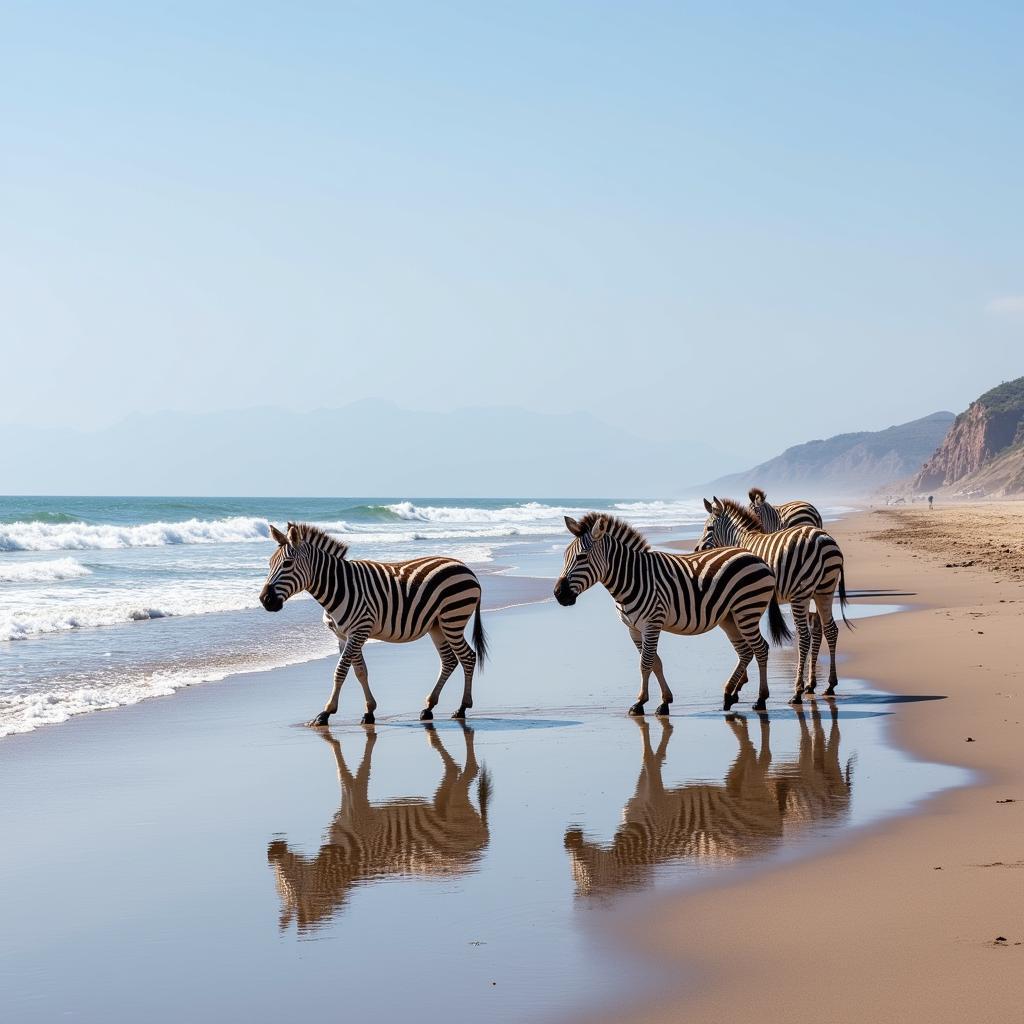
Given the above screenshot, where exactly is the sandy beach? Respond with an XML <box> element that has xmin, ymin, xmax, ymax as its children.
<box><xmin>609</xmin><ymin>503</ymin><xmax>1024</xmax><ymax>1024</ymax></box>
<box><xmin>2</xmin><ymin>503</ymin><xmax>1019</xmax><ymax>1022</ymax></box>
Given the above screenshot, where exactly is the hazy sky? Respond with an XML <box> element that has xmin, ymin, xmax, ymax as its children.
<box><xmin>2</xmin><ymin>2</ymin><xmax>1021</xmax><ymax>463</ymax></box>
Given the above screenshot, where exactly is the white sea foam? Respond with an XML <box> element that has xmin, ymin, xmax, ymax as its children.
<box><xmin>0</xmin><ymin>557</ymin><xmax>92</xmax><ymax>583</ymax></box>
<box><xmin>0</xmin><ymin>633</ymin><xmax>338</xmax><ymax>738</ymax></box>
<box><xmin>385</xmin><ymin>501</ymin><xmax>568</xmax><ymax>524</ymax></box>
<box><xmin>0</xmin><ymin>579</ymin><xmax>285</xmax><ymax>641</ymax></box>
<box><xmin>0</xmin><ymin>516</ymin><xmax>271</xmax><ymax>552</ymax></box>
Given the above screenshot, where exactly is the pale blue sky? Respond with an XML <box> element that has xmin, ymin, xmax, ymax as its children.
<box><xmin>2</xmin><ymin>2</ymin><xmax>1021</xmax><ymax>464</ymax></box>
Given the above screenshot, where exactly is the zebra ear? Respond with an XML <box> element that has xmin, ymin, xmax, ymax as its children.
<box><xmin>286</xmin><ymin>523</ymin><xmax>303</xmax><ymax>547</ymax></box>
<box><xmin>564</xmin><ymin>516</ymin><xmax>583</xmax><ymax>536</ymax></box>
<box><xmin>589</xmin><ymin>517</ymin><xmax>606</xmax><ymax>540</ymax></box>
<box><xmin>269</xmin><ymin>524</ymin><xmax>288</xmax><ymax>546</ymax></box>
<box><xmin>703</xmin><ymin>498</ymin><xmax>713</xmax><ymax>514</ymax></box>
<box><xmin>711</xmin><ymin>496</ymin><xmax>725</xmax><ymax>513</ymax></box>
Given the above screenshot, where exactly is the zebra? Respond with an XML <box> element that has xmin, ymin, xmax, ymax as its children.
<box><xmin>564</xmin><ymin>710</ymin><xmax>852</xmax><ymax>897</ymax></box>
<box><xmin>268</xmin><ymin>724</ymin><xmax>490</xmax><ymax>932</ymax></box>
<box><xmin>259</xmin><ymin>523</ymin><xmax>487</xmax><ymax>725</ymax></box>
<box><xmin>748</xmin><ymin>487</ymin><xmax>823</xmax><ymax>532</ymax></box>
<box><xmin>697</xmin><ymin>497</ymin><xmax>849</xmax><ymax>702</ymax></box>
<box><xmin>554</xmin><ymin>513</ymin><xmax>791</xmax><ymax>714</ymax></box>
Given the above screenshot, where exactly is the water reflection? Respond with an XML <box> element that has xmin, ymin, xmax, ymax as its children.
<box><xmin>268</xmin><ymin>723</ymin><xmax>491</xmax><ymax>932</ymax></box>
<box><xmin>564</xmin><ymin>703</ymin><xmax>852</xmax><ymax>896</ymax></box>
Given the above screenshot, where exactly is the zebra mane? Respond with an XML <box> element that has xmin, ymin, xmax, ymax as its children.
<box><xmin>577</xmin><ymin>512</ymin><xmax>650</xmax><ymax>551</ymax></box>
<box><xmin>748</xmin><ymin>487</ymin><xmax>768</xmax><ymax>504</ymax></box>
<box><xmin>290</xmin><ymin>522</ymin><xmax>350</xmax><ymax>560</ymax></box>
<box><xmin>718</xmin><ymin>499</ymin><xmax>765</xmax><ymax>532</ymax></box>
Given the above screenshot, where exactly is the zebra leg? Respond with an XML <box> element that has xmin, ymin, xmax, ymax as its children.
<box><xmin>719</xmin><ymin>620</ymin><xmax>753</xmax><ymax>711</ymax></box>
<box><xmin>627</xmin><ymin>627</ymin><xmax>672</xmax><ymax>716</ymax></box>
<box><xmin>446</xmin><ymin>626</ymin><xmax>477</xmax><ymax>719</ymax></box>
<box><xmin>351</xmin><ymin>649</ymin><xmax>377</xmax><ymax>725</ymax></box>
<box><xmin>813</xmin><ymin>590</ymin><xmax>841</xmax><ymax>694</ymax></box>
<box><xmin>745</xmin><ymin>620</ymin><xmax>771</xmax><ymax>712</ymax></box>
<box><xmin>788</xmin><ymin>600</ymin><xmax>811</xmax><ymax>704</ymax></box>
<box><xmin>421</xmin><ymin>626</ymin><xmax>458</xmax><ymax>721</ymax></box>
<box><xmin>806</xmin><ymin>611</ymin><xmax>822</xmax><ymax>692</ymax></box>
<box><xmin>312</xmin><ymin>631</ymin><xmax>368</xmax><ymax>726</ymax></box>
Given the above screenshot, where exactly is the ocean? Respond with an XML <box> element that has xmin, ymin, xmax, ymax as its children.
<box><xmin>0</xmin><ymin>496</ymin><xmax>715</xmax><ymax>738</ymax></box>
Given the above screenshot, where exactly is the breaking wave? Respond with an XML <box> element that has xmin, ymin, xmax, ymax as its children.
<box><xmin>0</xmin><ymin>558</ymin><xmax>92</xmax><ymax>583</ymax></box>
<box><xmin>0</xmin><ymin>516</ymin><xmax>271</xmax><ymax>552</ymax></box>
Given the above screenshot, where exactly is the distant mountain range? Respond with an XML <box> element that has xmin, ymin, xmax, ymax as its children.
<box><xmin>912</xmin><ymin>377</ymin><xmax>1024</xmax><ymax>496</ymax></box>
<box><xmin>696</xmin><ymin>411</ymin><xmax>956</xmax><ymax>500</ymax></box>
<box><xmin>0</xmin><ymin>401</ymin><xmax>735</xmax><ymax>497</ymax></box>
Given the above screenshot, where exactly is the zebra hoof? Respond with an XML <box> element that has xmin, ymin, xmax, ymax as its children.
<box><xmin>752</xmin><ymin>699</ymin><xmax>767</xmax><ymax>712</ymax></box>
<box><xmin>451</xmin><ymin>708</ymin><xmax>467</xmax><ymax>720</ymax></box>
<box><xmin>824</xmin><ymin>684</ymin><xmax>838</xmax><ymax>696</ymax></box>
<box><xmin>309</xmin><ymin>712</ymin><xmax>332</xmax><ymax>727</ymax></box>
<box><xmin>788</xmin><ymin>693</ymin><xmax>803</xmax><ymax>706</ymax></box>
<box><xmin>804</xmin><ymin>682</ymin><xmax>817</xmax><ymax>693</ymax></box>
<box><xmin>723</xmin><ymin>693</ymin><xmax>739</xmax><ymax>711</ymax></box>
<box><xmin>655</xmin><ymin>702</ymin><xmax>671</xmax><ymax>717</ymax></box>
<box><xmin>628</xmin><ymin>702</ymin><xmax>645</xmax><ymax>717</ymax></box>
<box><xmin>419</xmin><ymin>709</ymin><xmax>434</xmax><ymax>721</ymax></box>
<box><xmin>361</xmin><ymin>712</ymin><xmax>375</xmax><ymax>725</ymax></box>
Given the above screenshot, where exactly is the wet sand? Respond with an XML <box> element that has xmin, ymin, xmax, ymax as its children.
<box><xmin>609</xmin><ymin>504</ymin><xmax>1024</xmax><ymax>1024</ymax></box>
<box><xmin>0</xmin><ymin>525</ymin><xmax>970</xmax><ymax>1023</ymax></box>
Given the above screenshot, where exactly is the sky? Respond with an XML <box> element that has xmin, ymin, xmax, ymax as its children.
<box><xmin>1</xmin><ymin>1</ymin><xmax>1022</xmax><ymax>467</ymax></box>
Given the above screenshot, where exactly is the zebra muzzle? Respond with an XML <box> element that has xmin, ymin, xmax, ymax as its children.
<box><xmin>553</xmin><ymin>581</ymin><xmax>577</xmax><ymax>607</ymax></box>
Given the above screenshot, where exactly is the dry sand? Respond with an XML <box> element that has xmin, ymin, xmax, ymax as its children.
<box><xmin>605</xmin><ymin>503</ymin><xmax>1024</xmax><ymax>1024</ymax></box>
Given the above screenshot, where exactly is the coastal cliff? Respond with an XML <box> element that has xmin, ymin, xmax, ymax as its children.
<box><xmin>912</xmin><ymin>377</ymin><xmax>1024</xmax><ymax>495</ymax></box>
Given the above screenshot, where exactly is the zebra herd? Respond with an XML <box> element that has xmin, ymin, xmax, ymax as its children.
<box><xmin>258</xmin><ymin>488</ymin><xmax>849</xmax><ymax>725</ymax></box>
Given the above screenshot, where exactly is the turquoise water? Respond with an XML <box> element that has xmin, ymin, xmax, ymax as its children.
<box><xmin>0</xmin><ymin>495</ymin><xmax>718</xmax><ymax>737</ymax></box>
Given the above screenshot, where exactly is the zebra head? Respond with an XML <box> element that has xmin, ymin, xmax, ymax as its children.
<box><xmin>554</xmin><ymin>515</ymin><xmax>607</xmax><ymax>606</ymax></box>
<box><xmin>696</xmin><ymin>497</ymin><xmax>734</xmax><ymax>550</ymax></box>
<box><xmin>260</xmin><ymin>523</ymin><xmax>312</xmax><ymax>612</ymax></box>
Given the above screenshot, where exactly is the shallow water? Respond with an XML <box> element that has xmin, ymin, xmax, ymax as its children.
<box><xmin>0</xmin><ymin>595</ymin><xmax>967</xmax><ymax>1023</ymax></box>
<box><xmin>0</xmin><ymin>495</ymin><xmax>712</xmax><ymax>737</ymax></box>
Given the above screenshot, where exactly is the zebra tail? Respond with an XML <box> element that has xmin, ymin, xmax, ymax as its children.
<box><xmin>477</xmin><ymin>766</ymin><xmax>492</xmax><ymax>827</ymax></box>
<box><xmin>472</xmin><ymin>602</ymin><xmax>488</xmax><ymax>670</ymax></box>
<box><xmin>839</xmin><ymin>564</ymin><xmax>854</xmax><ymax>630</ymax></box>
<box><xmin>767</xmin><ymin>594</ymin><xmax>793</xmax><ymax>645</ymax></box>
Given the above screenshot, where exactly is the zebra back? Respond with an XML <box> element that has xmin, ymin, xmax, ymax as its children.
<box><xmin>749</xmin><ymin>488</ymin><xmax>823</xmax><ymax>532</ymax></box>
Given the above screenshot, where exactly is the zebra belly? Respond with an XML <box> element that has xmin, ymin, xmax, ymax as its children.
<box><xmin>618</xmin><ymin>607</ymin><xmax>722</xmax><ymax>638</ymax></box>
<box><xmin>661</xmin><ymin>618</ymin><xmax>722</xmax><ymax>638</ymax></box>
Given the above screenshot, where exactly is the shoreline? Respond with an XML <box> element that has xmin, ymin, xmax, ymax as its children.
<box><xmin>5</xmin><ymin>503</ymin><xmax>1018</xmax><ymax>1022</ymax></box>
<box><xmin>601</xmin><ymin>504</ymin><xmax>1024</xmax><ymax>1023</ymax></box>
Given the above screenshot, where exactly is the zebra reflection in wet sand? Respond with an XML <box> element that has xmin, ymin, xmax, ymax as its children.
<box><xmin>564</xmin><ymin>704</ymin><xmax>852</xmax><ymax>897</ymax></box>
<box><xmin>268</xmin><ymin>724</ymin><xmax>491</xmax><ymax>932</ymax></box>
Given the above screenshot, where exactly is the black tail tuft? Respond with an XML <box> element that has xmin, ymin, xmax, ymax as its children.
<box><xmin>472</xmin><ymin>603</ymin><xmax>488</xmax><ymax>669</ymax></box>
<box><xmin>767</xmin><ymin>594</ymin><xmax>793</xmax><ymax>645</ymax></box>
<box><xmin>838</xmin><ymin>565</ymin><xmax>853</xmax><ymax>630</ymax></box>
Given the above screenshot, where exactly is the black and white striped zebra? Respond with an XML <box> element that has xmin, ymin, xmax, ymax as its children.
<box><xmin>259</xmin><ymin>523</ymin><xmax>487</xmax><ymax>725</ymax></box>
<box><xmin>554</xmin><ymin>513</ymin><xmax>791</xmax><ymax>713</ymax></box>
<box><xmin>748</xmin><ymin>487</ymin><xmax>823</xmax><ymax>532</ymax></box>
<box><xmin>697</xmin><ymin>497</ymin><xmax>849</xmax><ymax>702</ymax></box>
<box><xmin>268</xmin><ymin>724</ymin><xmax>490</xmax><ymax>931</ymax></box>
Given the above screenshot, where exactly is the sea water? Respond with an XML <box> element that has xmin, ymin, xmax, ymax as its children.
<box><xmin>0</xmin><ymin>495</ymin><xmax>753</xmax><ymax>737</ymax></box>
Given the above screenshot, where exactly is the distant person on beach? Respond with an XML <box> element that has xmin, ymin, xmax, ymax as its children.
<box><xmin>929</xmin><ymin>495</ymin><xmax>934</xmax><ymax>510</ymax></box>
